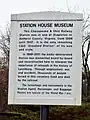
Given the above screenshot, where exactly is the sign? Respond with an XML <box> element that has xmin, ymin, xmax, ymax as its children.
<box><xmin>8</xmin><ymin>12</ymin><xmax>83</xmax><ymax>105</ymax></box>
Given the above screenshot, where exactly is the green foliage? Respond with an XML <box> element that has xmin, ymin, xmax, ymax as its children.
<box><xmin>49</xmin><ymin>104</ymin><xmax>90</xmax><ymax>120</ymax></box>
<box><xmin>1</xmin><ymin>104</ymin><xmax>90</xmax><ymax>120</ymax></box>
<box><xmin>7</xmin><ymin>105</ymin><xmax>40</xmax><ymax>120</ymax></box>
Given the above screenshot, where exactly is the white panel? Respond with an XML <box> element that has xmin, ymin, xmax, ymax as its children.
<box><xmin>8</xmin><ymin>12</ymin><xmax>83</xmax><ymax>105</ymax></box>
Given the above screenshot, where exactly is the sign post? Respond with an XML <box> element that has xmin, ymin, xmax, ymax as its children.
<box><xmin>40</xmin><ymin>105</ymin><xmax>49</xmax><ymax>120</ymax></box>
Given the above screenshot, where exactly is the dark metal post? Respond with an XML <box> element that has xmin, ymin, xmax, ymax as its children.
<box><xmin>40</xmin><ymin>105</ymin><xmax>49</xmax><ymax>120</ymax></box>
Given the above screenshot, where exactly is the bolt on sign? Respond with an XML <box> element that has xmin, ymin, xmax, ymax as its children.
<box><xmin>8</xmin><ymin>12</ymin><xmax>83</xmax><ymax>105</ymax></box>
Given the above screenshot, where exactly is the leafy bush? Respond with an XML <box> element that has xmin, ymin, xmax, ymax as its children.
<box><xmin>1</xmin><ymin>103</ymin><xmax>90</xmax><ymax>120</ymax></box>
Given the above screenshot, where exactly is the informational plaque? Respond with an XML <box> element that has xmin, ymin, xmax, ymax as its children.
<box><xmin>8</xmin><ymin>12</ymin><xmax>83</xmax><ymax>105</ymax></box>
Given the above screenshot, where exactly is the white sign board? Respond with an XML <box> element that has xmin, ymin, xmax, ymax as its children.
<box><xmin>8</xmin><ymin>12</ymin><xmax>83</xmax><ymax>105</ymax></box>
